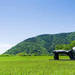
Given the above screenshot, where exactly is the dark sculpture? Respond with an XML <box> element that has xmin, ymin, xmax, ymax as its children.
<box><xmin>53</xmin><ymin>47</ymin><xmax>75</xmax><ymax>60</ymax></box>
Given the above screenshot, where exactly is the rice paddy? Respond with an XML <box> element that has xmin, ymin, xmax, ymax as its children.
<box><xmin>0</xmin><ymin>56</ymin><xmax>75</xmax><ymax>75</ymax></box>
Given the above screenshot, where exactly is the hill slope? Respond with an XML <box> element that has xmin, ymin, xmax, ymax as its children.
<box><xmin>5</xmin><ymin>32</ymin><xmax>75</xmax><ymax>55</ymax></box>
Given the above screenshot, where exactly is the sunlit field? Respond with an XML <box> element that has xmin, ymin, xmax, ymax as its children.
<box><xmin>0</xmin><ymin>56</ymin><xmax>75</xmax><ymax>75</ymax></box>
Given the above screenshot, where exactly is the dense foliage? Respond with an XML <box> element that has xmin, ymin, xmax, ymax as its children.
<box><xmin>55</xmin><ymin>41</ymin><xmax>75</xmax><ymax>50</ymax></box>
<box><xmin>5</xmin><ymin>32</ymin><xmax>75</xmax><ymax>55</ymax></box>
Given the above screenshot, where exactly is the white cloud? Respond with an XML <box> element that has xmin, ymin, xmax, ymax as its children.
<box><xmin>0</xmin><ymin>44</ymin><xmax>15</xmax><ymax>54</ymax></box>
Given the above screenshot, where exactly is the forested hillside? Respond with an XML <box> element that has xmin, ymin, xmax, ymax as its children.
<box><xmin>5</xmin><ymin>32</ymin><xmax>75</xmax><ymax>55</ymax></box>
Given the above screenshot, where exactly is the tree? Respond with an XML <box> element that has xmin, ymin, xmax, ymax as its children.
<box><xmin>55</xmin><ymin>41</ymin><xmax>75</xmax><ymax>50</ymax></box>
<box><xmin>16</xmin><ymin>52</ymin><xmax>28</xmax><ymax>56</ymax></box>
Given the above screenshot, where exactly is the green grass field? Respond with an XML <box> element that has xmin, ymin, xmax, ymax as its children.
<box><xmin>0</xmin><ymin>56</ymin><xmax>75</xmax><ymax>75</ymax></box>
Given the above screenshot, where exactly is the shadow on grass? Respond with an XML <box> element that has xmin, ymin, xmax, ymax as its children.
<box><xmin>49</xmin><ymin>59</ymin><xmax>75</xmax><ymax>61</ymax></box>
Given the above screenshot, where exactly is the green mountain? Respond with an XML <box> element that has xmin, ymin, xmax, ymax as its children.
<box><xmin>5</xmin><ymin>32</ymin><xmax>75</xmax><ymax>55</ymax></box>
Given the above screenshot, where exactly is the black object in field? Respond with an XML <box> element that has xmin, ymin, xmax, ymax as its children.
<box><xmin>53</xmin><ymin>48</ymin><xmax>75</xmax><ymax>60</ymax></box>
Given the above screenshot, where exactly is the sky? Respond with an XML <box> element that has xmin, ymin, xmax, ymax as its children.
<box><xmin>0</xmin><ymin>0</ymin><xmax>75</xmax><ymax>54</ymax></box>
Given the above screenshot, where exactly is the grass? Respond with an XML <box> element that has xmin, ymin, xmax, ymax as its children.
<box><xmin>0</xmin><ymin>56</ymin><xmax>75</xmax><ymax>75</ymax></box>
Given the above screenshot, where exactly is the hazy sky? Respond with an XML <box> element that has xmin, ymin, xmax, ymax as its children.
<box><xmin>0</xmin><ymin>0</ymin><xmax>75</xmax><ymax>54</ymax></box>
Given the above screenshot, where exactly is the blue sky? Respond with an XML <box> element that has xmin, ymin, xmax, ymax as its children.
<box><xmin>0</xmin><ymin>0</ymin><xmax>75</xmax><ymax>54</ymax></box>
